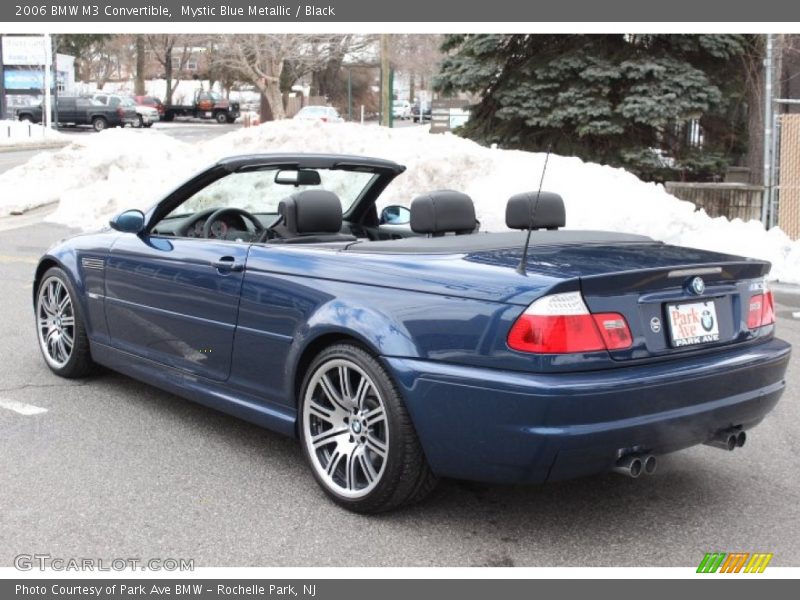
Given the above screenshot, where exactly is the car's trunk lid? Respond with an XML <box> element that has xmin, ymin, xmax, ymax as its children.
<box><xmin>466</xmin><ymin>239</ymin><xmax>772</xmax><ymax>361</ymax></box>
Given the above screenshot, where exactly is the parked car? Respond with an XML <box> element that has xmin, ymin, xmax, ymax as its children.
<box><xmin>392</xmin><ymin>100</ymin><xmax>411</xmax><ymax>120</ymax></box>
<box><xmin>411</xmin><ymin>101</ymin><xmax>431</xmax><ymax>122</ymax></box>
<box><xmin>162</xmin><ymin>90</ymin><xmax>240</xmax><ymax>124</ymax></box>
<box><xmin>32</xmin><ymin>154</ymin><xmax>791</xmax><ymax>513</ymax></box>
<box><xmin>294</xmin><ymin>105</ymin><xmax>344</xmax><ymax>123</ymax></box>
<box><xmin>133</xmin><ymin>95</ymin><xmax>165</xmax><ymax>117</ymax></box>
<box><xmin>92</xmin><ymin>93</ymin><xmax>151</xmax><ymax>129</ymax></box>
<box><xmin>16</xmin><ymin>96</ymin><xmax>133</xmax><ymax>132</ymax></box>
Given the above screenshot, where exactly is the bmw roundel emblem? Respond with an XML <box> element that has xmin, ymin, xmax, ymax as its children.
<box><xmin>701</xmin><ymin>309</ymin><xmax>715</xmax><ymax>332</ymax></box>
<box><xmin>690</xmin><ymin>276</ymin><xmax>705</xmax><ymax>296</ymax></box>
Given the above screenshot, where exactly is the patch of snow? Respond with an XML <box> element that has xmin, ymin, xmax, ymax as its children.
<box><xmin>0</xmin><ymin>120</ymin><xmax>797</xmax><ymax>284</ymax></box>
<box><xmin>0</xmin><ymin>119</ymin><xmax>68</xmax><ymax>146</ymax></box>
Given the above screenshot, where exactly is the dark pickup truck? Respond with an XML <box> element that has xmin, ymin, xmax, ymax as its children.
<box><xmin>16</xmin><ymin>96</ymin><xmax>137</xmax><ymax>132</ymax></box>
<box><xmin>162</xmin><ymin>90</ymin><xmax>240</xmax><ymax>124</ymax></box>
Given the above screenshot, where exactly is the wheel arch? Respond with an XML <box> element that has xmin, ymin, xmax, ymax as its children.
<box><xmin>33</xmin><ymin>256</ymin><xmax>64</xmax><ymax>306</ymax></box>
<box><xmin>290</xmin><ymin>330</ymin><xmax>382</xmax><ymax>415</ymax></box>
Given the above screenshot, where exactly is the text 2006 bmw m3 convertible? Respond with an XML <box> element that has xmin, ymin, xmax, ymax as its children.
<box><xmin>33</xmin><ymin>153</ymin><xmax>791</xmax><ymax>512</ymax></box>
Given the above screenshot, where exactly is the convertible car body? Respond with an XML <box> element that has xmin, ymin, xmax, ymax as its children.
<box><xmin>33</xmin><ymin>153</ymin><xmax>791</xmax><ymax>512</ymax></box>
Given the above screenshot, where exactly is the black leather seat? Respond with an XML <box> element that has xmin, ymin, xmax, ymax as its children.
<box><xmin>505</xmin><ymin>191</ymin><xmax>566</xmax><ymax>230</ymax></box>
<box><xmin>410</xmin><ymin>190</ymin><xmax>477</xmax><ymax>237</ymax></box>
<box><xmin>270</xmin><ymin>190</ymin><xmax>356</xmax><ymax>244</ymax></box>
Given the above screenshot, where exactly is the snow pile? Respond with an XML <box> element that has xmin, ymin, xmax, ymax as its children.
<box><xmin>0</xmin><ymin>129</ymin><xmax>195</xmax><ymax>218</ymax></box>
<box><xmin>0</xmin><ymin>119</ymin><xmax>797</xmax><ymax>283</ymax></box>
<box><xmin>0</xmin><ymin>119</ymin><xmax>68</xmax><ymax>146</ymax></box>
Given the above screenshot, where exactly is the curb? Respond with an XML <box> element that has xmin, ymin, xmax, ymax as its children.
<box><xmin>0</xmin><ymin>141</ymin><xmax>71</xmax><ymax>153</ymax></box>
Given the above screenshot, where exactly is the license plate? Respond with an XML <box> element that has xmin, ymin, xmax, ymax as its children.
<box><xmin>666</xmin><ymin>300</ymin><xmax>720</xmax><ymax>347</ymax></box>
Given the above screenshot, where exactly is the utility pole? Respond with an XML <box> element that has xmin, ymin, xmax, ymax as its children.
<box><xmin>380</xmin><ymin>34</ymin><xmax>391</xmax><ymax>127</ymax></box>
<box><xmin>0</xmin><ymin>34</ymin><xmax>6</xmax><ymax>120</ymax></box>
<box><xmin>43</xmin><ymin>33</ymin><xmax>52</xmax><ymax>130</ymax></box>
<box><xmin>135</xmin><ymin>35</ymin><xmax>146</xmax><ymax>96</ymax></box>
<box><xmin>761</xmin><ymin>33</ymin><xmax>774</xmax><ymax>227</ymax></box>
<box><xmin>52</xmin><ymin>34</ymin><xmax>59</xmax><ymax>128</ymax></box>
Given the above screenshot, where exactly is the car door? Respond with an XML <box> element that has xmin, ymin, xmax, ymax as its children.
<box><xmin>56</xmin><ymin>97</ymin><xmax>76</xmax><ymax>123</ymax></box>
<box><xmin>104</xmin><ymin>234</ymin><xmax>249</xmax><ymax>382</ymax></box>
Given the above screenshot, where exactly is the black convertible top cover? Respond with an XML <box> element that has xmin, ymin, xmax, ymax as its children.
<box><xmin>344</xmin><ymin>230</ymin><xmax>655</xmax><ymax>254</ymax></box>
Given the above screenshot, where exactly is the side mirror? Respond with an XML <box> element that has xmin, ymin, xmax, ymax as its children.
<box><xmin>109</xmin><ymin>209</ymin><xmax>145</xmax><ymax>234</ymax></box>
<box><xmin>380</xmin><ymin>205</ymin><xmax>411</xmax><ymax>225</ymax></box>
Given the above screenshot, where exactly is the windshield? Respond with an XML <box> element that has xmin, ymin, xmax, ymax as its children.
<box><xmin>121</xmin><ymin>97</ymin><xmax>136</xmax><ymax>107</ymax></box>
<box><xmin>166</xmin><ymin>168</ymin><xmax>377</xmax><ymax>218</ymax></box>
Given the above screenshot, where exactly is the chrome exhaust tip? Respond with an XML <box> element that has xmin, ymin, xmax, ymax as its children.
<box><xmin>704</xmin><ymin>430</ymin><xmax>738</xmax><ymax>451</ymax></box>
<box><xmin>613</xmin><ymin>455</ymin><xmax>643</xmax><ymax>478</ymax></box>
<box><xmin>642</xmin><ymin>454</ymin><xmax>657</xmax><ymax>475</ymax></box>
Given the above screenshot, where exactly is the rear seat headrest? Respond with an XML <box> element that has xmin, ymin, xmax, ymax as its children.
<box><xmin>278</xmin><ymin>190</ymin><xmax>343</xmax><ymax>234</ymax></box>
<box><xmin>506</xmin><ymin>191</ymin><xmax>565</xmax><ymax>230</ymax></box>
<box><xmin>410</xmin><ymin>190</ymin><xmax>476</xmax><ymax>236</ymax></box>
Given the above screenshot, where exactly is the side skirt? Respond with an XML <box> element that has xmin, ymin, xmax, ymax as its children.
<box><xmin>90</xmin><ymin>341</ymin><xmax>297</xmax><ymax>438</ymax></box>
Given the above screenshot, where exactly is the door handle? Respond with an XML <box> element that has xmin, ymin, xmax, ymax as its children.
<box><xmin>212</xmin><ymin>256</ymin><xmax>244</xmax><ymax>272</ymax></box>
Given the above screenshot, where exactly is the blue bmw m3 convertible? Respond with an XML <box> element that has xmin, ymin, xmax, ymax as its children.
<box><xmin>33</xmin><ymin>153</ymin><xmax>791</xmax><ymax>512</ymax></box>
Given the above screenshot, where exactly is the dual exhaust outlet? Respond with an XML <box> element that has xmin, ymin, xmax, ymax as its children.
<box><xmin>613</xmin><ymin>428</ymin><xmax>747</xmax><ymax>478</ymax></box>
<box><xmin>613</xmin><ymin>453</ymin><xmax>657</xmax><ymax>479</ymax></box>
<box><xmin>703</xmin><ymin>428</ymin><xmax>747</xmax><ymax>452</ymax></box>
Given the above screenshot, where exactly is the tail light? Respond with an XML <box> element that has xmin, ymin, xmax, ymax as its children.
<box><xmin>747</xmin><ymin>287</ymin><xmax>775</xmax><ymax>329</ymax></box>
<box><xmin>507</xmin><ymin>291</ymin><xmax>632</xmax><ymax>354</ymax></box>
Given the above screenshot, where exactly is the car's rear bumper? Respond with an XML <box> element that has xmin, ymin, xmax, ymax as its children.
<box><xmin>384</xmin><ymin>338</ymin><xmax>791</xmax><ymax>484</ymax></box>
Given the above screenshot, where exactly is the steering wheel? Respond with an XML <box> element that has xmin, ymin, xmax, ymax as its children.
<box><xmin>202</xmin><ymin>207</ymin><xmax>264</xmax><ymax>239</ymax></box>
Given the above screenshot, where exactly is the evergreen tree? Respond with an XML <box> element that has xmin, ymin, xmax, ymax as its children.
<box><xmin>435</xmin><ymin>34</ymin><xmax>751</xmax><ymax>181</ymax></box>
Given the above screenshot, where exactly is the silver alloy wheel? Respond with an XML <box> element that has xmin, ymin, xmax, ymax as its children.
<box><xmin>36</xmin><ymin>276</ymin><xmax>75</xmax><ymax>369</ymax></box>
<box><xmin>303</xmin><ymin>358</ymin><xmax>389</xmax><ymax>499</ymax></box>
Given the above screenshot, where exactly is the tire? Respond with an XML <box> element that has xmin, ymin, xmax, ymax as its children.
<box><xmin>19</xmin><ymin>115</ymin><xmax>33</xmax><ymax>123</ymax></box>
<box><xmin>299</xmin><ymin>343</ymin><xmax>437</xmax><ymax>513</ymax></box>
<box><xmin>226</xmin><ymin>115</ymin><xmax>237</xmax><ymax>124</ymax></box>
<box><xmin>136</xmin><ymin>115</ymin><xmax>144</xmax><ymax>128</ymax></box>
<box><xmin>144</xmin><ymin>123</ymin><xmax>154</xmax><ymax>128</ymax></box>
<box><xmin>35</xmin><ymin>267</ymin><xmax>97</xmax><ymax>379</ymax></box>
<box><xmin>92</xmin><ymin>116</ymin><xmax>108</xmax><ymax>132</ymax></box>
<box><xmin>215</xmin><ymin>111</ymin><xmax>228</xmax><ymax>124</ymax></box>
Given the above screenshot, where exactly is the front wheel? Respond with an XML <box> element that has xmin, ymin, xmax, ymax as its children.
<box><xmin>215</xmin><ymin>111</ymin><xmax>228</xmax><ymax>124</ymax></box>
<box><xmin>35</xmin><ymin>267</ymin><xmax>97</xmax><ymax>378</ymax></box>
<box><xmin>299</xmin><ymin>343</ymin><xmax>437</xmax><ymax>513</ymax></box>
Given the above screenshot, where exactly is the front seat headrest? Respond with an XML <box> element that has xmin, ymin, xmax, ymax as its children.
<box><xmin>278</xmin><ymin>190</ymin><xmax>343</xmax><ymax>234</ymax></box>
<box><xmin>506</xmin><ymin>191</ymin><xmax>566</xmax><ymax>230</ymax></box>
<box><xmin>410</xmin><ymin>190</ymin><xmax>476</xmax><ymax>236</ymax></box>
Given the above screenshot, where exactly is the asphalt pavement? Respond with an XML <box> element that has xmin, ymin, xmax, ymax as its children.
<box><xmin>0</xmin><ymin>220</ymin><xmax>798</xmax><ymax>568</ymax></box>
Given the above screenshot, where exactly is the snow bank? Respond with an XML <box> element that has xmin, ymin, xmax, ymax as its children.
<box><xmin>0</xmin><ymin>120</ymin><xmax>797</xmax><ymax>283</ymax></box>
<box><xmin>0</xmin><ymin>119</ymin><xmax>68</xmax><ymax>147</ymax></box>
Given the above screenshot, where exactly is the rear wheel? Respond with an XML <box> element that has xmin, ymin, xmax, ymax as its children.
<box><xmin>35</xmin><ymin>267</ymin><xmax>96</xmax><ymax>378</ymax></box>
<box><xmin>299</xmin><ymin>343</ymin><xmax>437</xmax><ymax>513</ymax></box>
<box><xmin>92</xmin><ymin>116</ymin><xmax>108</xmax><ymax>132</ymax></box>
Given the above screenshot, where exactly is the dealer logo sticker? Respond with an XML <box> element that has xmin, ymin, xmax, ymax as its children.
<box><xmin>650</xmin><ymin>317</ymin><xmax>661</xmax><ymax>333</ymax></box>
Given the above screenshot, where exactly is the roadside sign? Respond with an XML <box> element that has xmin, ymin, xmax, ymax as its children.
<box><xmin>2</xmin><ymin>35</ymin><xmax>48</xmax><ymax>66</ymax></box>
<box><xmin>430</xmin><ymin>98</ymin><xmax>470</xmax><ymax>133</ymax></box>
